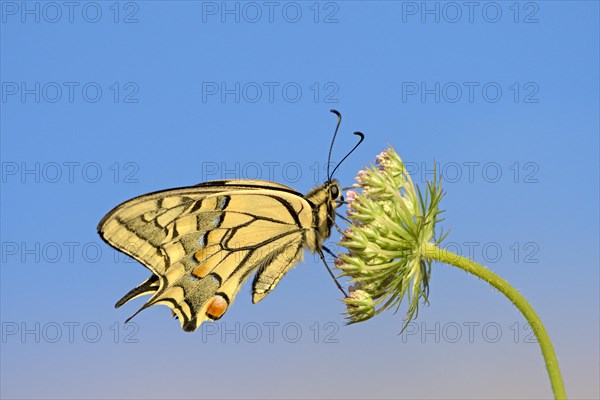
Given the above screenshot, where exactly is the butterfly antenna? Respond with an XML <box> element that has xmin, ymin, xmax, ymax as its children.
<box><xmin>326</xmin><ymin>109</ymin><xmax>342</xmax><ymax>180</ymax></box>
<box><xmin>329</xmin><ymin>132</ymin><xmax>365</xmax><ymax>179</ymax></box>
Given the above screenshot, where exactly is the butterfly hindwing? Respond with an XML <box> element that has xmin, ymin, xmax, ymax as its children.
<box><xmin>98</xmin><ymin>179</ymin><xmax>337</xmax><ymax>332</ymax></box>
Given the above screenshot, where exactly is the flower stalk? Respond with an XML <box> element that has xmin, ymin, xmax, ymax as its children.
<box><xmin>337</xmin><ymin>146</ymin><xmax>567</xmax><ymax>399</ymax></box>
<box><xmin>422</xmin><ymin>242</ymin><xmax>566</xmax><ymax>399</ymax></box>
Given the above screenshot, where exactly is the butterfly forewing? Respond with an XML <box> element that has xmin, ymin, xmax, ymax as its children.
<box><xmin>98</xmin><ymin>179</ymin><xmax>339</xmax><ymax>332</ymax></box>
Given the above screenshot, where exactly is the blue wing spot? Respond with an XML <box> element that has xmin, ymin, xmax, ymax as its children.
<box><xmin>197</xmin><ymin>233</ymin><xmax>206</xmax><ymax>248</ymax></box>
<box><xmin>217</xmin><ymin>196</ymin><xmax>230</xmax><ymax>210</ymax></box>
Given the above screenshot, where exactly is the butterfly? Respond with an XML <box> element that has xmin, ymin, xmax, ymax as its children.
<box><xmin>97</xmin><ymin>110</ymin><xmax>363</xmax><ymax>332</ymax></box>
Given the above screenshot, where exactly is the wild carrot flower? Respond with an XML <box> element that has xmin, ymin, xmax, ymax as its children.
<box><xmin>337</xmin><ymin>146</ymin><xmax>446</xmax><ymax>327</ymax></box>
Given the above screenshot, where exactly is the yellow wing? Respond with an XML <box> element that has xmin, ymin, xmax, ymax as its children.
<box><xmin>98</xmin><ymin>180</ymin><xmax>315</xmax><ymax>332</ymax></box>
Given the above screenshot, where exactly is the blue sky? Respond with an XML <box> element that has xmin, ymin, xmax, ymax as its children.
<box><xmin>1</xmin><ymin>1</ymin><xmax>598</xmax><ymax>399</ymax></box>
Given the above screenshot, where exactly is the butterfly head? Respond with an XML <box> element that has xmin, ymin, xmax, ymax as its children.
<box><xmin>305</xmin><ymin>179</ymin><xmax>341</xmax><ymax>205</ymax></box>
<box><xmin>328</xmin><ymin>180</ymin><xmax>341</xmax><ymax>200</ymax></box>
<box><xmin>325</xmin><ymin>180</ymin><xmax>342</xmax><ymax>219</ymax></box>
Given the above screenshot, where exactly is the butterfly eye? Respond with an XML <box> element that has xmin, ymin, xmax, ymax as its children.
<box><xmin>330</xmin><ymin>184</ymin><xmax>340</xmax><ymax>199</ymax></box>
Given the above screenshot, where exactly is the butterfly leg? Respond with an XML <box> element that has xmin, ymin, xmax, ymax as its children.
<box><xmin>318</xmin><ymin>246</ymin><xmax>348</xmax><ymax>298</ymax></box>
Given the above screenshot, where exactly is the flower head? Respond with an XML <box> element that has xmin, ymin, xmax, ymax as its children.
<box><xmin>337</xmin><ymin>146</ymin><xmax>446</xmax><ymax>329</ymax></box>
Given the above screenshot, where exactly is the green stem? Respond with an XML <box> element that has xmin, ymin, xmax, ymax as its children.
<box><xmin>422</xmin><ymin>242</ymin><xmax>567</xmax><ymax>400</ymax></box>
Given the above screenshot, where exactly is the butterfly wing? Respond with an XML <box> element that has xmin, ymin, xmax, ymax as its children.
<box><xmin>98</xmin><ymin>180</ymin><xmax>315</xmax><ymax>331</ymax></box>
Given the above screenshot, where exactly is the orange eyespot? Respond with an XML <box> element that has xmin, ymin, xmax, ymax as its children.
<box><xmin>206</xmin><ymin>295</ymin><xmax>228</xmax><ymax>319</ymax></box>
